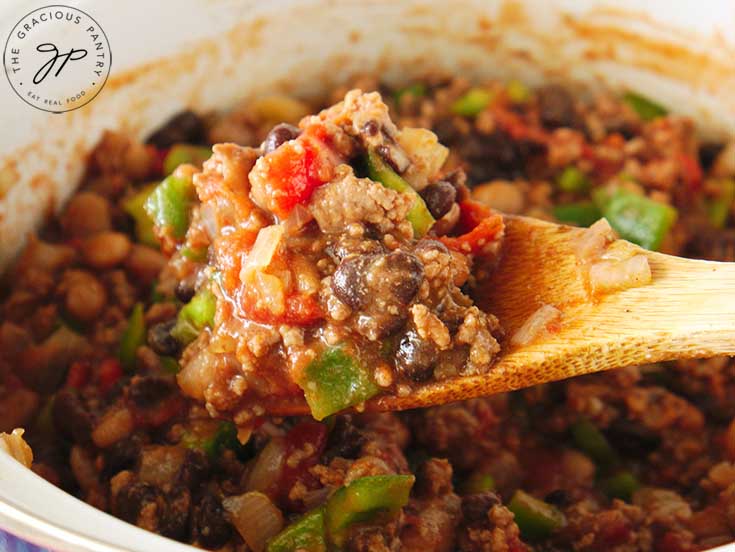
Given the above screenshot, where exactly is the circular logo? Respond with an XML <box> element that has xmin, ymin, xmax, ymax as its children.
<box><xmin>3</xmin><ymin>5</ymin><xmax>111</xmax><ymax>113</ymax></box>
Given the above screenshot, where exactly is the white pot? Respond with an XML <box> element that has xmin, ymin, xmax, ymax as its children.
<box><xmin>1</xmin><ymin>0</ymin><xmax>734</xmax><ymax>550</ymax></box>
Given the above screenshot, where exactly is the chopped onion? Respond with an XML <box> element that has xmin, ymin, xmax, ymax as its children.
<box><xmin>283</xmin><ymin>203</ymin><xmax>314</xmax><ymax>234</ymax></box>
<box><xmin>575</xmin><ymin>218</ymin><xmax>616</xmax><ymax>262</ymax></box>
<box><xmin>511</xmin><ymin>304</ymin><xmax>562</xmax><ymax>346</ymax></box>
<box><xmin>199</xmin><ymin>203</ymin><xmax>219</xmax><ymax>240</ymax></box>
<box><xmin>241</xmin><ymin>225</ymin><xmax>284</xmax><ymax>275</ymax></box>
<box><xmin>223</xmin><ymin>491</ymin><xmax>284</xmax><ymax>552</ymax></box>
<box><xmin>246</xmin><ymin>437</ymin><xmax>286</xmax><ymax>493</ymax></box>
<box><xmin>137</xmin><ymin>445</ymin><xmax>187</xmax><ymax>486</ymax></box>
<box><xmin>397</xmin><ymin>127</ymin><xmax>449</xmax><ymax>190</ymax></box>
<box><xmin>589</xmin><ymin>255</ymin><xmax>652</xmax><ymax>294</ymax></box>
<box><xmin>0</xmin><ymin>428</ymin><xmax>33</xmax><ymax>467</ymax></box>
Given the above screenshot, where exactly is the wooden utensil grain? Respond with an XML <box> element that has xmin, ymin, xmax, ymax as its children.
<box><xmin>273</xmin><ymin>215</ymin><xmax>735</xmax><ymax>415</ymax></box>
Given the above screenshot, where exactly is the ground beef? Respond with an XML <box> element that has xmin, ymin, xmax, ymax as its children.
<box><xmin>3</xmin><ymin>75</ymin><xmax>735</xmax><ymax>552</ymax></box>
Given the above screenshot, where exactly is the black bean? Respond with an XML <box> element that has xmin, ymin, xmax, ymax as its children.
<box><xmin>421</xmin><ymin>181</ymin><xmax>457</xmax><ymax>219</ymax></box>
<box><xmin>127</xmin><ymin>376</ymin><xmax>176</xmax><ymax>409</ymax></box>
<box><xmin>699</xmin><ymin>142</ymin><xmax>725</xmax><ymax>172</ymax></box>
<box><xmin>441</xmin><ymin>169</ymin><xmax>470</xmax><ymax>202</ymax></box>
<box><xmin>262</xmin><ymin>123</ymin><xmax>301</xmax><ymax>155</ymax></box>
<box><xmin>53</xmin><ymin>389</ymin><xmax>93</xmax><ymax>444</ymax></box>
<box><xmin>537</xmin><ymin>85</ymin><xmax>577</xmax><ymax>129</ymax></box>
<box><xmin>192</xmin><ymin>492</ymin><xmax>232</xmax><ymax>549</ymax></box>
<box><xmin>175</xmin><ymin>279</ymin><xmax>196</xmax><ymax>303</ymax></box>
<box><xmin>115</xmin><ymin>482</ymin><xmax>161</xmax><ymax>524</ymax></box>
<box><xmin>362</xmin><ymin>120</ymin><xmax>379</xmax><ymax>137</ymax></box>
<box><xmin>544</xmin><ymin>489</ymin><xmax>571</xmax><ymax>507</ymax></box>
<box><xmin>433</xmin><ymin>117</ymin><xmax>461</xmax><ymax>143</ymax></box>
<box><xmin>384</xmin><ymin>251</ymin><xmax>424</xmax><ymax>305</ymax></box>
<box><xmin>461</xmin><ymin>491</ymin><xmax>501</xmax><ymax>522</ymax></box>
<box><xmin>395</xmin><ymin>330</ymin><xmax>436</xmax><ymax>382</ymax></box>
<box><xmin>146</xmin><ymin>111</ymin><xmax>205</xmax><ymax>149</ymax></box>
<box><xmin>331</xmin><ymin>255</ymin><xmax>373</xmax><ymax>310</ymax></box>
<box><xmin>176</xmin><ymin>449</ymin><xmax>210</xmax><ymax>489</ymax></box>
<box><xmin>460</xmin><ymin>130</ymin><xmax>528</xmax><ymax>184</ymax></box>
<box><xmin>159</xmin><ymin>485</ymin><xmax>191</xmax><ymax>541</ymax></box>
<box><xmin>147</xmin><ymin>320</ymin><xmax>180</xmax><ymax>357</ymax></box>
<box><xmin>103</xmin><ymin>435</ymin><xmax>142</xmax><ymax>478</ymax></box>
<box><xmin>605</xmin><ymin>419</ymin><xmax>661</xmax><ymax>458</ymax></box>
<box><xmin>377</xmin><ymin>143</ymin><xmax>411</xmax><ymax>174</ymax></box>
<box><xmin>325</xmin><ymin>415</ymin><xmax>366</xmax><ymax>459</ymax></box>
<box><xmin>328</xmin><ymin>237</ymin><xmax>384</xmax><ymax>263</ymax></box>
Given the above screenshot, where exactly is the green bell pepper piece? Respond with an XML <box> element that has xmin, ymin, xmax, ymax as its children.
<box><xmin>181</xmin><ymin>245</ymin><xmax>208</xmax><ymax>262</ymax></box>
<box><xmin>366</xmin><ymin>150</ymin><xmax>434</xmax><ymax>237</ymax></box>
<box><xmin>462</xmin><ymin>472</ymin><xmax>496</xmax><ymax>494</ymax></box>
<box><xmin>394</xmin><ymin>83</ymin><xmax>427</xmax><ymax>103</ymax></box>
<box><xmin>707</xmin><ymin>178</ymin><xmax>735</xmax><ymax>228</ymax></box>
<box><xmin>601</xmin><ymin>471</ymin><xmax>640</xmax><ymax>502</ymax></box>
<box><xmin>118</xmin><ymin>303</ymin><xmax>146</xmax><ymax>372</ymax></box>
<box><xmin>298</xmin><ymin>347</ymin><xmax>379</xmax><ymax>421</ymax></box>
<box><xmin>163</xmin><ymin>144</ymin><xmax>212</xmax><ymax>176</ymax></box>
<box><xmin>593</xmin><ymin>187</ymin><xmax>677</xmax><ymax>251</ymax></box>
<box><xmin>144</xmin><ymin>173</ymin><xmax>197</xmax><ymax>240</ymax></box>
<box><xmin>171</xmin><ymin>288</ymin><xmax>216</xmax><ymax>345</ymax></box>
<box><xmin>34</xmin><ymin>395</ymin><xmax>56</xmax><ymax>434</ymax></box>
<box><xmin>160</xmin><ymin>356</ymin><xmax>180</xmax><ymax>374</ymax></box>
<box><xmin>508</xmin><ymin>490</ymin><xmax>566</xmax><ymax>540</ymax></box>
<box><xmin>325</xmin><ymin>475</ymin><xmax>415</xmax><ymax>548</ymax></box>
<box><xmin>268</xmin><ymin>507</ymin><xmax>327</xmax><ymax>552</ymax></box>
<box><xmin>553</xmin><ymin>201</ymin><xmax>602</xmax><ymax>228</ymax></box>
<box><xmin>506</xmin><ymin>79</ymin><xmax>531</xmax><ymax>104</ymax></box>
<box><xmin>622</xmin><ymin>92</ymin><xmax>668</xmax><ymax>121</ymax></box>
<box><xmin>122</xmin><ymin>184</ymin><xmax>158</xmax><ymax>248</ymax></box>
<box><xmin>451</xmin><ymin>87</ymin><xmax>493</xmax><ymax>117</ymax></box>
<box><xmin>182</xmin><ymin>420</ymin><xmax>245</xmax><ymax>459</ymax></box>
<box><xmin>557</xmin><ymin>166</ymin><xmax>590</xmax><ymax>193</ymax></box>
<box><xmin>571</xmin><ymin>419</ymin><xmax>617</xmax><ymax>469</ymax></box>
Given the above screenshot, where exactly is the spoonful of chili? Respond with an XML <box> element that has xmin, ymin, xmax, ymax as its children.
<box><xmin>270</xmin><ymin>213</ymin><xmax>735</xmax><ymax>415</ymax></box>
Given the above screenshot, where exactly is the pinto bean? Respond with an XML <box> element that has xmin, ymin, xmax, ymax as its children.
<box><xmin>61</xmin><ymin>192</ymin><xmax>112</xmax><ymax>238</ymax></box>
<box><xmin>125</xmin><ymin>245</ymin><xmax>167</xmax><ymax>286</ymax></box>
<box><xmin>61</xmin><ymin>270</ymin><xmax>107</xmax><ymax>322</ymax></box>
<box><xmin>81</xmin><ymin>231</ymin><xmax>132</xmax><ymax>269</ymax></box>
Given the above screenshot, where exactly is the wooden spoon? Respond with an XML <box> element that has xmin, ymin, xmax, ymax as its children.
<box><xmin>273</xmin><ymin>215</ymin><xmax>735</xmax><ymax>415</ymax></box>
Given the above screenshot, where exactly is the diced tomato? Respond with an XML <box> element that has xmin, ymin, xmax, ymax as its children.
<box><xmin>655</xmin><ymin>531</ymin><xmax>695</xmax><ymax>552</ymax></box>
<box><xmin>218</xmin><ymin>227</ymin><xmax>259</xmax><ymax>292</ymax></box>
<box><xmin>678</xmin><ymin>152</ymin><xmax>703</xmax><ymax>191</ymax></box>
<box><xmin>98</xmin><ymin>358</ymin><xmax>123</xmax><ymax>394</ymax></box>
<box><xmin>149</xmin><ymin>145</ymin><xmax>167</xmax><ymax>177</ymax></box>
<box><xmin>239</xmin><ymin>290</ymin><xmax>323</xmax><ymax>327</ymax></box>
<box><xmin>277</xmin><ymin>421</ymin><xmax>328</xmax><ymax>510</ymax></box>
<box><xmin>440</xmin><ymin>200</ymin><xmax>505</xmax><ymax>256</ymax></box>
<box><xmin>456</xmin><ymin>199</ymin><xmax>493</xmax><ymax>234</ymax></box>
<box><xmin>66</xmin><ymin>360</ymin><xmax>90</xmax><ymax>389</ymax></box>
<box><xmin>604</xmin><ymin>132</ymin><xmax>626</xmax><ymax>148</ymax></box>
<box><xmin>492</xmin><ymin>107</ymin><xmax>549</xmax><ymax>144</ymax></box>
<box><xmin>598</xmin><ymin>517</ymin><xmax>632</xmax><ymax>547</ymax></box>
<box><xmin>259</xmin><ymin>126</ymin><xmax>335</xmax><ymax>219</ymax></box>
